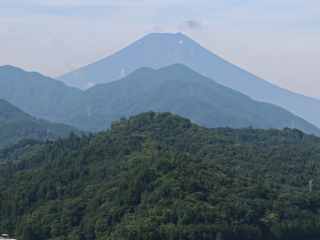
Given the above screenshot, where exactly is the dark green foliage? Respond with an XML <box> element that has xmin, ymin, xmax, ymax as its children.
<box><xmin>1</xmin><ymin>112</ymin><xmax>320</xmax><ymax>239</ymax></box>
<box><xmin>0</xmin><ymin>99</ymin><xmax>83</xmax><ymax>149</ymax></box>
<box><xmin>212</xmin><ymin>127</ymin><xmax>320</xmax><ymax>148</ymax></box>
<box><xmin>109</xmin><ymin>112</ymin><xmax>320</xmax><ymax>190</ymax></box>
<box><xmin>0</xmin><ymin>138</ymin><xmax>43</xmax><ymax>162</ymax></box>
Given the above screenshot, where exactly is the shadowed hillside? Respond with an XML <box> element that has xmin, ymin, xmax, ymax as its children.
<box><xmin>0</xmin><ymin>99</ymin><xmax>82</xmax><ymax>149</ymax></box>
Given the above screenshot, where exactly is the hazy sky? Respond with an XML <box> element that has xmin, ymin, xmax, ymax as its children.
<box><xmin>1</xmin><ymin>0</ymin><xmax>320</xmax><ymax>99</ymax></box>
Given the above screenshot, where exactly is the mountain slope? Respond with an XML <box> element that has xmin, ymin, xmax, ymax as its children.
<box><xmin>1</xmin><ymin>64</ymin><xmax>320</xmax><ymax>135</ymax></box>
<box><xmin>57</xmin><ymin>32</ymin><xmax>320</xmax><ymax>129</ymax></box>
<box><xmin>109</xmin><ymin>111</ymin><xmax>320</xmax><ymax>189</ymax></box>
<box><xmin>0</xmin><ymin>98</ymin><xmax>33</xmax><ymax>120</ymax></box>
<box><xmin>0</xmin><ymin>99</ymin><xmax>82</xmax><ymax>149</ymax></box>
<box><xmin>0</xmin><ymin>65</ymin><xmax>82</xmax><ymax>119</ymax></box>
<box><xmin>56</xmin><ymin>64</ymin><xmax>320</xmax><ymax>135</ymax></box>
<box><xmin>1</xmin><ymin>112</ymin><xmax>320</xmax><ymax>239</ymax></box>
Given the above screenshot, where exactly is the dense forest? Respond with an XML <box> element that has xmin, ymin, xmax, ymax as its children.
<box><xmin>109</xmin><ymin>112</ymin><xmax>320</xmax><ymax>190</ymax></box>
<box><xmin>1</xmin><ymin>112</ymin><xmax>320</xmax><ymax>239</ymax></box>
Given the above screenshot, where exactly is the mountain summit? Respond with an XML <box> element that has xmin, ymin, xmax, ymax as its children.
<box><xmin>57</xmin><ymin>32</ymin><xmax>203</xmax><ymax>89</ymax></box>
<box><xmin>57</xmin><ymin>32</ymin><xmax>320</xmax><ymax>129</ymax></box>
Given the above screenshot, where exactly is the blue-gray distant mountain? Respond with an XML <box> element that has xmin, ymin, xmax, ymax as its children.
<box><xmin>0</xmin><ymin>65</ymin><xmax>82</xmax><ymax>118</ymax></box>
<box><xmin>0</xmin><ymin>98</ymin><xmax>82</xmax><ymax>149</ymax></box>
<box><xmin>1</xmin><ymin>64</ymin><xmax>318</xmax><ymax>135</ymax></box>
<box><xmin>57</xmin><ymin>32</ymin><xmax>320</xmax><ymax>129</ymax></box>
<box><xmin>70</xmin><ymin>64</ymin><xmax>320</xmax><ymax>135</ymax></box>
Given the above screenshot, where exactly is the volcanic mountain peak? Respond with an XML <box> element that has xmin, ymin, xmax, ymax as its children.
<box><xmin>56</xmin><ymin>32</ymin><xmax>219</xmax><ymax>90</ymax></box>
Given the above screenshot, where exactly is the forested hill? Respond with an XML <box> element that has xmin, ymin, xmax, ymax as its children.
<box><xmin>109</xmin><ymin>111</ymin><xmax>320</xmax><ymax>189</ymax></box>
<box><xmin>0</xmin><ymin>98</ymin><xmax>34</xmax><ymax>120</ymax></box>
<box><xmin>1</xmin><ymin>112</ymin><xmax>320</xmax><ymax>239</ymax></box>
<box><xmin>110</xmin><ymin>111</ymin><xmax>320</xmax><ymax>149</ymax></box>
<box><xmin>211</xmin><ymin>126</ymin><xmax>320</xmax><ymax>148</ymax></box>
<box><xmin>0</xmin><ymin>65</ymin><xmax>82</xmax><ymax>118</ymax></box>
<box><xmin>0</xmin><ymin>99</ymin><xmax>82</xmax><ymax>149</ymax></box>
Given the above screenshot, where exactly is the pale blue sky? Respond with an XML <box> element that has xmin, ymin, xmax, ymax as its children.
<box><xmin>1</xmin><ymin>0</ymin><xmax>320</xmax><ymax>98</ymax></box>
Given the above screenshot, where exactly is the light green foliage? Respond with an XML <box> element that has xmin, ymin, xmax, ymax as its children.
<box><xmin>216</xmin><ymin>232</ymin><xmax>224</xmax><ymax>240</ymax></box>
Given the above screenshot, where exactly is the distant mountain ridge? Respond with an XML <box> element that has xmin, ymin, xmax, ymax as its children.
<box><xmin>0</xmin><ymin>98</ymin><xmax>33</xmax><ymax>120</ymax></box>
<box><xmin>0</xmin><ymin>99</ymin><xmax>82</xmax><ymax>149</ymax></box>
<box><xmin>57</xmin><ymin>32</ymin><xmax>320</xmax><ymax>129</ymax></box>
<box><xmin>1</xmin><ymin>64</ymin><xmax>320</xmax><ymax>136</ymax></box>
<box><xmin>0</xmin><ymin>65</ymin><xmax>82</xmax><ymax>118</ymax></box>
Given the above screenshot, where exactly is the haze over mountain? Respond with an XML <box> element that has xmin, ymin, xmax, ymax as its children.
<box><xmin>0</xmin><ymin>98</ymin><xmax>82</xmax><ymax>149</ymax></box>
<box><xmin>0</xmin><ymin>65</ymin><xmax>82</xmax><ymax>118</ymax></box>
<box><xmin>57</xmin><ymin>32</ymin><xmax>320</xmax><ymax>129</ymax></box>
<box><xmin>1</xmin><ymin>64</ymin><xmax>319</xmax><ymax>136</ymax></box>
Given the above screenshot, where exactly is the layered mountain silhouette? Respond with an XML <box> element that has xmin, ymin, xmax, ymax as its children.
<box><xmin>1</xmin><ymin>64</ymin><xmax>319</xmax><ymax>135</ymax></box>
<box><xmin>0</xmin><ymin>65</ymin><xmax>82</xmax><ymax>118</ymax></box>
<box><xmin>0</xmin><ymin>98</ymin><xmax>82</xmax><ymax>149</ymax></box>
<box><xmin>57</xmin><ymin>32</ymin><xmax>320</xmax><ymax>129</ymax></box>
